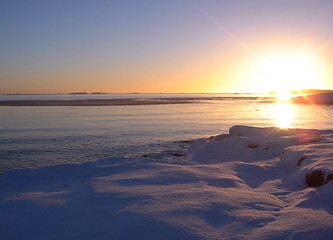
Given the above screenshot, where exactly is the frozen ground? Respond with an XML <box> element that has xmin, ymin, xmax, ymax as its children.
<box><xmin>0</xmin><ymin>125</ymin><xmax>332</xmax><ymax>239</ymax></box>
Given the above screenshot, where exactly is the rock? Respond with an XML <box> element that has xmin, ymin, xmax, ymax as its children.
<box><xmin>297</xmin><ymin>156</ymin><xmax>306</xmax><ymax>166</ymax></box>
<box><xmin>247</xmin><ymin>143</ymin><xmax>258</xmax><ymax>149</ymax></box>
<box><xmin>306</xmin><ymin>170</ymin><xmax>325</xmax><ymax>187</ymax></box>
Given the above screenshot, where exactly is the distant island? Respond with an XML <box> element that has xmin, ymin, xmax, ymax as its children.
<box><xmin>69</xmin><ymin>92</ymin><xmax>109</xmax><ymax>95</ymax></box>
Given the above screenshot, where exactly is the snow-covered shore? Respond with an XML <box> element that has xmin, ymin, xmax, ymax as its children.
<box><xmin>292</xmin><ymin>92</ymin><xmax>333</xmax><ymax>104</ymax></box>
<box><xmin>1</xmin><ymin>126</ymin><xmax>332</xmax><ymax>239</ymax></box>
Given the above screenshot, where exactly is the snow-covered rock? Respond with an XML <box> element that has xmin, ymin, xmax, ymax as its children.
<box><xmin>292</xmin><ymin>92</ymin><xmax>333</xmax><ymax>104</ymax></box>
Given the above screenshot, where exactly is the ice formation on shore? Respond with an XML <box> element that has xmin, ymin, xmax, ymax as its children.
<box><xmin>292</xmin><ymin>92</ymin><xmax>333</xmax><ymax>104</ymax></box>
<box><xmin>1</xmin><ymin>126</ymin><xmax>332</xmax><ymax>239</ymax></box>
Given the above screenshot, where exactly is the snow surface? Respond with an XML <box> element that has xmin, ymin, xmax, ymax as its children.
<box><xmin>1</xmin><ymin>125</ymin><xmax>333</xmax><ymax>240</ymax></box>
<box><xmin>292</xmin><ymin>92</ymin><xmax>333</xmax><ymax>104</ymax></box>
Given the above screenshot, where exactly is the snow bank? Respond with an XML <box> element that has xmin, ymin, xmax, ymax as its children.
<box><xmin>1</xmin><ymin>126</ymin><xmax>333</xmax><ymax>240</ymax></box>
<box><xmin>292</xmin><ymin>92</ymin><xmax>333</xmax><ymax>104</ymax></box>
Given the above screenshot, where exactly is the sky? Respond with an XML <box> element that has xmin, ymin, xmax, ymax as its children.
<box><xmin>1</xmin><ymin>0</ymin><xmax>333</xmax><ymax>94</ymax></box>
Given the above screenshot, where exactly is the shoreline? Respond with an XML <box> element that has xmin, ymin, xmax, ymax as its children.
<box><xmin>0</xmin><ymin>97</ymin><xmax>274</xmax><ymax>106</ymax></box>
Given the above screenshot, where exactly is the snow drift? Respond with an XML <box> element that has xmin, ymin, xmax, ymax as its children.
<box><xmin>1</xmin><ymin>125</ymin><xmax>332</xmax><ymax>240</ymax></box>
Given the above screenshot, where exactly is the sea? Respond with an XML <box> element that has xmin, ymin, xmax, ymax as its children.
<box><xmin>1</xmin><ymin>93</ymin><xmax>333</xmax><ymax>174</ymax></box>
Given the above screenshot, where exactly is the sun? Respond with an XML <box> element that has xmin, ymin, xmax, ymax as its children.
<box><xmin>251</xmin><ymin>52</ymin><xmax>323</xmax><ymax>100</ymax></box>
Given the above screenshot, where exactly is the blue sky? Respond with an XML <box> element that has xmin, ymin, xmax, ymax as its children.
<box><xmin>1</xmin><ymin>0</ymin><xmax>333</xmax><ymax>93</ymax></box>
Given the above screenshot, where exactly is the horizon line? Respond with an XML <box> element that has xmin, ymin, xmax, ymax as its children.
<box><xmin>1</xmin><ymin>88</ymin><xmax>333</xmax><ymax>96</ymax></box>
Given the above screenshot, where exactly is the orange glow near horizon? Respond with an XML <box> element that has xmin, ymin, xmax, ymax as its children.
<box><xmin>1</xmin><ymin>43</ymin><xmax>332</xmax><ymax>95</ymax></box>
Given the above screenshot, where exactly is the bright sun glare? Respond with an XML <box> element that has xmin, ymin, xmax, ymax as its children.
<box><xmin>249</xmin><ymin>51</ymin><xmax>324</xmax><ymax>128</ymax></box>
<box><xmin>252</xmin><ymin>53</ymin><xmax>322</xmax><ymax>101</ymax></box>
<box><xmin>273</xmin><ymin>102</ymin><xmax>294</xmax><ymax>128</ymax></box>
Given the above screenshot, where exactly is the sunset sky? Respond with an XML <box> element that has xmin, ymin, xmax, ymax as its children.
<box><xmin>1</xmin><ymin>0</ymin><xmax>333</xmax><ymax>94</ymax></box>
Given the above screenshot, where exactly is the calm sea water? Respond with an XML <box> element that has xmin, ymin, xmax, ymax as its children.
<box><xmin>1</xmin><ymin>93</ymin><xmax>333</xmax><ymax>174</ymax></box>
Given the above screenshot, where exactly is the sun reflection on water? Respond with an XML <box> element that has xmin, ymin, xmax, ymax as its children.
<box><xmin>273</xmin><ymin>102</ymin><xmax>294</xmax><ymax>128</ymax></box>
